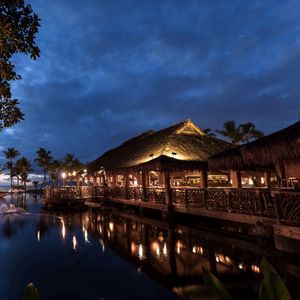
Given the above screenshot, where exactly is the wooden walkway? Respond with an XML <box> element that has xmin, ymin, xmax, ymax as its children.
<box><xmin>44</xmin><ymin>186</ymin><xmax>300</xmax><ymax>250</ymax></box>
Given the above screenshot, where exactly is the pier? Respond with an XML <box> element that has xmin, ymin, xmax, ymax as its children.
<box><xmin>44</xmin><ymin>185</ymin><xmax>300</xmax><ymax>251</ymax></box>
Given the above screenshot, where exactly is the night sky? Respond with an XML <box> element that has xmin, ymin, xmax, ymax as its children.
<box><xmin>1</xmin><ymin>0</ymin><xmax>299</xmax><ymax>165</ymax></box>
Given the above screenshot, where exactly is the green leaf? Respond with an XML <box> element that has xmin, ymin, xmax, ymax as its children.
<box><xmin>23</xmin><ymin>283</ymin><xmax>42</xmax><ymax>300</ymax></box>
<box><xmin>202</xmin><ymin>267</ymin><xmax>234</xmax><ymax>300</ymax></box>
<box><xmin>258</xmin><ymin>258</ymin><xmax>292</xmax><ymax>300</ymax></box>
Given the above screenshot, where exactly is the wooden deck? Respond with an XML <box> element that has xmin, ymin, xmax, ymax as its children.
<box><xmin>44</xmin><ymin>186</ymin><xmax>300</xmax><ymax>247</ymax></box>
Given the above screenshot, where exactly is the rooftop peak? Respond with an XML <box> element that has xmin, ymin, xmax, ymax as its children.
<box><xmin>175</xmin><ymin>119</ymin><xmax>205</xmax><ymax>136</ymax></box>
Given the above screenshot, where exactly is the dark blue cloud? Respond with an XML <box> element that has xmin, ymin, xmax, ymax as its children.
<box><xmin>0</xmin><ymin>0</ymin><xmax>299</xmax><ymax>165</ymax></box>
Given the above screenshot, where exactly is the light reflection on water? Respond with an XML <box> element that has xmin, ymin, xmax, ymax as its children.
<box><xmin>1</xmin><ymin>193</ymin><xmax>300</xmax><ymax>300</ymax></box>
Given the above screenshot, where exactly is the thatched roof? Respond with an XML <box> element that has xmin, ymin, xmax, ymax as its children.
<box><xmin>88</xmin><ymin>119</ymin><xmax>232</xmax><ymax>172</ymax></box>
<box><xmin>209</xmin><ymin>121</ymin><xmax>300</xmax><ymax>171</ymax></box>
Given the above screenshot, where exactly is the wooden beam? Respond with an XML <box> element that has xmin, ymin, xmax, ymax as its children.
<box><xmin>200</xmin><ymin>169</ymin><xmax>208</xmax><ymax>189</ymax></box>
<box><xmin>264</xmin><ymin>171</ymin><xmax>271</xmax><ymax>188</ymax></box>
<box><xmin>163</xmin><ymin>171</ymin><xmax>172</xmax><ymax>206</ymax></box>
<box><xmin>230</xmin><ymin>170</ymin><xmax>242</xmax><ymax>188</ymax></box>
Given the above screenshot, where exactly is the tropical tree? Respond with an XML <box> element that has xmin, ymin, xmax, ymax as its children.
<box><xmin>217</xmin><ymin>121</ymin><xmax>264</xmax><ymax>145</ymax></box>
<box><xmin>13</xmin><ymin>164</ymin><xmax>22</xmax><ymax>186</ymax></box>
<box><xmin>216</xmin><ymin>121</ymin><xmax>243</xmax><ymax>144</ymax></box>
<box><xmin>63</xmin><ymin>153</ymin><xmax>82</xmax><ymax>173</ymax></box>
<box><xmin>16</xmin><ymin>157</ymin><xmax>33</xmax><ymax>189</ymax></box>
<box><xmin>61</xmin><ymin>153</ymin><xmax>83</xmax><ymax>184</ymax></box>
<box><xmin>239</xmin><ymin>122</ymin><xmax>264</xmax><ymax>143</ymax></box>
<box><xmin>49</xmin><ymin>159</ymin><xmax>62</xmax><ymax>185</ymax></box>
<box><xmin>0</xmin><ymin>0</ymin><xmax>40</xmax><ymax>130</ymax></box>
<box><xmin>34</xmin><ymin>148</ymin><xmax>53</xmax><ymax>187</ymax></box>
<box><xmin>3</xmin><ymin>147</ymin><xmax>20</xmax><ymax>187</ymax></box>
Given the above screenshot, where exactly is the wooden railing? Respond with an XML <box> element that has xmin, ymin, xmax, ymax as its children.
<box><xmin>44</xmin><ymin>186</ymin><xmax>94</xmax><ymax>201</ymax></box>
<box><xmin>274</xmin><ymin>191</ymin><xmax>300</xmax><ymax>226</ymax></box>
<box><xmin>109</xmin><ymin>187</ymin><xmax>166</xmax><ymax>204</ymax></box>
<box><xmin>44</xmin><ymin>186</ymin><xmax>300</xmax><ymax>226</ymax></box>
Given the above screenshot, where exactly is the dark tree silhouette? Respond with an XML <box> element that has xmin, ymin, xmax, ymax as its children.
<box><xmin>0</xmin><ymin>0</ymin><xmax>40</xmax><ymax>129</ymax></box>
<box><xmin>35</xmin><ymin>148</ymin><xmax>53</xmax><ymax>187</ymax></box>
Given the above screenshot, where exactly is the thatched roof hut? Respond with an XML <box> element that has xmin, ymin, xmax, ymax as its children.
<box><xmin>209</xmin><ymin>121</ymin><xmax>300</xmax><ymax>171</ymax></box>
<box><xmin>88</xmin><ymin>119</ymin><xmax>232</xmax><ymax>172</ymax></box>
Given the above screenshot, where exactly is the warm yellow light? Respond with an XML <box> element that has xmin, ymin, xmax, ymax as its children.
<box><xmin>61</xmin><ymin>172</ymin><xmax>67</xmax><ymax>179</ymax></box>
<box><xmin>251</xmin><ymin>265</ymin><xmax>260</xmax><ymax>273</ymax></box>
<box><xmin>151</xmin><ymin>241</ymin><xmax>159</xmax><ymax>251</ymax></box>
<box><xmin>37</xmin><ymin>230</ymin><xmax>40</xmax><ymax>242</ymax></box>
<box><xmin>225</xmin><ymin>256</ymin><xmax>231</xmax><ymax>263</ymax></box>
<box><xmin>176</xmin><ymin>240</ymin><xmax>183</xmax><ymax>254</ymax></box>
<box><xmin>138</xmin><ymin>244</ymin><xmax>144</xmax><ymax>260</ymax></box>
<box><xmin>156</xmin><ymin>246</ymin><xmax>160</xmax><ymax>256</ymax></box>
<box><xmin>73</xmin><ymin>171</ymin><xmax>76</xmax><ymax>176</ymax></box>
<box><xmin>99</xmin><ymin>238</ymin><xmax>105</xmax><ymax>252</ymax></box>
<box><xmin>158</xmin><ymin>232</ymin><xmax>164</xmax><ymax>242</ymax></box>
<box><xmin>84</xmin><ymin>169</ymin><xmax>87</xmax><ymax>173</ymax></box>
<box><xmin>131</xmin><ymin>242</ymin><xmax>136</xmax><ymax>253</ymax></box>
<box><xmin>84</xmin><ymin>229</ymin><xmax>89</xmax><ymax>244</ymax></box>
<box><xmin>72</xmin><ymin>236</ymin><xmax>77</xmax><ymax>250</ymax></box>
<box><xmin>192</xmin><ymin>245</ymin><xmax>203</xmax><ymax>255</ymax></box>
<box><xmin>61</xmin><ymin>220</ymin><xmax>66</xmax><ymax>239</ymax></box>
<box><xmin>163</xmin><ymin>243</ymin><xmax>167</xmax><ymax>256</ymax></box>
<box><xmin>109</xmin><ymin>222</ymin><xmax>114</xmax><ymax>232</ymax></box>
<box><xmin>151</xmin><ymin>241</ymin><xmax>160</xmax><ymax>256</ymax></box>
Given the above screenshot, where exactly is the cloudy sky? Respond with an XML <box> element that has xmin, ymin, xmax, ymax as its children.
<box><xmin>1</xmin><ymin>0</ymin><xmax>299</xmax><ymax>166</ymax></box>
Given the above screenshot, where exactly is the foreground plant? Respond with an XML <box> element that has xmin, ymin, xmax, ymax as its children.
<box><xmin>202</xmin><ymin>258</ymin><xmax>292</xmax><ymax>300</ymax></box>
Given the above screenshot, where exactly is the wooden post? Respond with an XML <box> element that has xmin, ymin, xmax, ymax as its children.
<box><xmin>163</xmin><ymin>171</ymin><xmax>172</xmax><ymax>207</ymax></box>
<box><xmin>157</xmin><ymin>171</ymin><xmax>163</xmax><ymax>186</ymax></box>
<box><xmin>273</xmin><ymin>192</ymin><xmax>282</xmax><ymax>225</ymax></box>
<box><xmin>275</xmin><ymin>160</ymin><xmax>286</xmax><ymax>180</ymax></box>
<box><xmin>170</xmin><ymin>174</ymin><xmax>175</xmax><ymax>187</ymax></box>
<box><xmin>141</xmin><ymin>171</ymin><xmax>148</xmax><ymax>201</ymax></box>
<box><xmin>256</xmin><ymin>189</ymin><xmax>264</xmax><ymax>217</ymax></box>
<box><xmin>200</xmin><ymin>169</ymin><xmax>208</xmax><ymax>189</ymax></box>
<box><xmin>124</xmin><ymin>172</ymin><xmax>130</xmax><ymax>199</ymax></box>
<box><xmin>112</xmin><ymin>173</ymin><xmax>117</xmax><ymax>188</ymax></box>
<box><xmin>230</xmin><ymin>170</ymin><xmax>242</xmax><ymax>188</ymax></box>
<box><xmin>264</xmin><ymin>171</ymin><xmax>271</xmax><ymax>188</ymax></box>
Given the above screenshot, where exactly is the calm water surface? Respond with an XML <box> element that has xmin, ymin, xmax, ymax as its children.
<box><xmin>0</xmin><ymin>194</ymin><xmax>299</xmax><ymax>300</ymax></box>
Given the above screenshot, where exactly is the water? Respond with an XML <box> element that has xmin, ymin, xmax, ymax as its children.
<box><xmin>0</xmin><ymin>194</ymin><xmax>299</xmax><ymax>300</ymax></box>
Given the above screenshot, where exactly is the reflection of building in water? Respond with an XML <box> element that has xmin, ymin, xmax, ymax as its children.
<box><xmin>28</xmin><ymin>203</ymin><xmax>300</xmax><ymax>299</ymax></box>
<box><xmin>72</xmin><ymin>209</ymin><xmax>300</xmax><ymax>297</ymax></box>
<box><xmin>23</xmin><ymin>205</ymin><xmax>300</xmax><ymax>299</ymax></box>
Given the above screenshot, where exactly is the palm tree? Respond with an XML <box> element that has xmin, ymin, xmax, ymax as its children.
<box><xmin>3</xmin><ymin>147</ymin><xmax>20</xmax><ymax>187</ymax></box>
<box><xmin>203</xmin><ymin>128</ymin><xmax>216</xmax><ymax>137</ymax></box>
<box><xmin>12</xmin><ymin>164</ymin><xmax>22</xmax><ymax>186</ymax></box>
<box><xmin>35</xmin><ymin>148</ymin><xmax>53</xmax><ymax>187</ymax></box>
<box><xmin>216</xmin><ymin>121</ymin><xmax>243</xmax><ymax>144</ymax></box>
<box><xmin>62</xmin><ymin>153</ymin><xmax>82</xmax><ymax>184</ymax></box>
<box><xmin>49</xmin><ymin>159</ymin><xmax>62</xmax><ymax>186</ymax></box>
<box><xmin>239</xmin><ymin>122</ymin><xmax>264</xmax><ymax>143</ymax></box>
<box><xmin>63</xmin><ymin>153</ymin><xmax>82</xmax><ymax>173</ymax></box>
<box><xmin>16</xmin><ymin>157</ymin><xmax>33</xmax><ymax>190</ymax></box>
